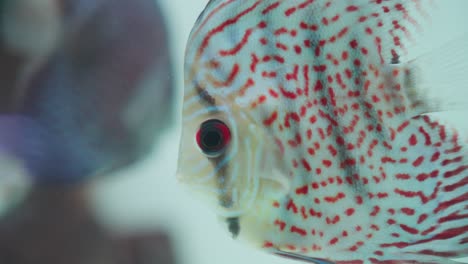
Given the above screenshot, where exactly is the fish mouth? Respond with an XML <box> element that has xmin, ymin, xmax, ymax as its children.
<box><xmin>225</xmin><ymin>216</ymin><xmax>240</xmax><ymax>238</ymax></box>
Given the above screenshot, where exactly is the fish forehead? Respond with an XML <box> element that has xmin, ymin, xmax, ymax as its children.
<box><xmin>184</xmin><ymin>0</ymin><xmax>468</xmax><ymax>262</ymax></box>
<box><xmin>184</xmin><ymin>0</ymin><xmax>425</xmax><ymax>128</ymax></box>
<box><xmin>184</xmin><ymin>0</ymin><xmax>422</xmax><ymax>167</ymax></box>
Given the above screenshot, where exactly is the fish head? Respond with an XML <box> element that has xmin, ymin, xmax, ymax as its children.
<box><xmin>177</xmin><ymin>0</ymin><xmax>292</xmax><ymax>221</ymax></box>
<box><xmin>177</xmin><ymin>72</ymin><xmax>289</xmax><ymax>219</ymax></box>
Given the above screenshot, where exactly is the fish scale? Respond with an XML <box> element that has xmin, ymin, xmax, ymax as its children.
<box><xmin>178</xmin><ymin>1</ymin><xmax>468</xmax><ymax>263</ymax></box>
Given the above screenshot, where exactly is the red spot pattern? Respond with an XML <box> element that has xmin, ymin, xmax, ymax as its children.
<box><xmin>188</xmin><ymin>0</ymin><xmax>467</xmax><ymax>262</ymax></box>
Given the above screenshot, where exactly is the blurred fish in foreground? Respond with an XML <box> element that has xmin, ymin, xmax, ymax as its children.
<box><xmin>0</xmin><ymin>185</ymin><xmax>177</xmax><ymax>264</ymax></box>
<box><xmin>0</xmin><ymin>0</ymin><xmax>174</xmax><ymax>185</ymax></box>
<box><xmin>178</xmin><ymin>0</ymin><xmax>468</xmax><ymax>263</ymax></box>
<box><xmin>0</xmin><ymin>0</ymin><xmax>177</xmax><ymax>263</ymax></box>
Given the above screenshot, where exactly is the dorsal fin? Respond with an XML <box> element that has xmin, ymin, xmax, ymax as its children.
<box><xmin>407</xmin><ymin>34</ymin><xmax>468</xmax><ymax>113</ymax></box>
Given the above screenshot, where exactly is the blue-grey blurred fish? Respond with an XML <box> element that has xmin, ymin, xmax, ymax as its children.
<box><xmin>0</xmin><ymin>0</ymin><xmax>174</xmax><ymax>184</ymax></box>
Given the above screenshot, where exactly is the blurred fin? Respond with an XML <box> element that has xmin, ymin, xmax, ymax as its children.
<box><xmin>408</xmin><ymin>33</ymin><xmax>468</xmax><ymax>113</ymax></box>
<box><xmin>273</xmin><ymin>250</ymin><xmax>334</xmax><ymax>264</ymax></box>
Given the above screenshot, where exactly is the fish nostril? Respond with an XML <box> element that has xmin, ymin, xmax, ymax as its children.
<box><xmin>196</xmin><ymin>119</ymin><xmax>231</xmax><ymax>157</ymax></box>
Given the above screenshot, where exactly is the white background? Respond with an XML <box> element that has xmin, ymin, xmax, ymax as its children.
<box><xmin>91</xmin><ymin>1</ymin><xmax>468</xmax><ymax>264</ymax></box>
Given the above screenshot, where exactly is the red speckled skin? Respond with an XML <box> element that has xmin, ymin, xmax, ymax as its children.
<box><xmin>179</xmin><ymin>1</ymin><xmax>467</xmax><ymax>263</ymax></box>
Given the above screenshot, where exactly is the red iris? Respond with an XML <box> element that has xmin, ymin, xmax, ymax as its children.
<box><xmin>196</xmin><ymin>119</ymin><xmax>231</xmax><ymax>157</ymax></box>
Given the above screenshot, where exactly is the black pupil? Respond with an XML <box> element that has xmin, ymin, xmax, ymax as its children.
<box><xmin>198</xmin><ymin>119</ymin><xmax>230</xmax><ymax>156</ymax></box>
<box><xmin>202</xmin><ymin>130</ymin><xmax>222</xmax><ymax>149</ymax></box>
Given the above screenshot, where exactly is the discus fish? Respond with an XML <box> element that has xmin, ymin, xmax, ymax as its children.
<box><xmin>177</xmin><ymin>1</ymin><xmax>468</xmax><ymax>263</ymax></box>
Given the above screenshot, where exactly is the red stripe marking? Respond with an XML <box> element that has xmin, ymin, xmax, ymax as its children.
<box><xmin>382</xmin><ymin>225</ymin><xmax>468</xmax><ymax>249</ymax></box>
<box><xmin>262</xmin><ymin>1</ymin><xmax>280</xmax><ymax>14</ymax></box>
<box><xmin>439</xmin><ymin>125</ymin><xmax>447</xmax><ymax>140</ymax></box>
<box><xmin>443</xmin><ymin>176</ymin><xmax>468</xmax><ymax>192</ymax></box>
<box><xmin>191</xmin><ymin>0</ymin><xmax>237</xmax><ymax>40</ymax></box>
<box><xmin>274</xmin><ymin>219</ymin><xmax>286</xmax><ymax>231</ymax></box>
<box><xmin>303</xmin><ymin>65</ymin><xmax>310</xmax><ymax>96</ymax></box>
<box><xmin>417</xmin><ymin>214</ymin><xmax>428</xmax><ymax>224</ymax></box>
<box><xmin>416</xmin><ymin>170</ymin><xmax>438</xmax><ymax>182</ymax></box>
<box><xmin>287</xmin><ymin>199</ymin><xmax>298</xmax><ymax>213</ymax></box>
<box><xmin>382</xmin><ymin>157</ymin><xmax>397</xmax><ymax>163</ymax></box>
<box><xmin>434</xmin><ymin>192</ymin><xmax>468</xmax><ymax>213</ymax></box>
<box><xmin>273</xmin><ymin>55</ymin><xmax>284</xmax><ymax>63</ymax></box>
<box><xmin>326</xmin><ymin>215</ymin><xmax>341</xmax><ymax>225</ymax></box>
<box><xmin>438</xmin><ymin>211</ymin><xmax>468</xmax><ymax>224</ymax></box>
<box><xmin>309</xmin><ymin>208</ymin><xmax>323</xmax><ymax>218</ymax></box>
<box><xmin>409</xmin><ymin>134</ymin><xmax>418</xmax><ymax>146</ymax></box>
<box><xmin>444</xmin><ymin>165</ymin><xmax>468</xmax><ymax>178</ymax></box>
<box><xmin>396</xmin><ymin>173</ymin><xmax>410</xmax><ymax>180</ymax></box>
<box><xmin>346</xmin><ymin>5</ymin><xmax>359</xmax><ymax>12</ymax></box>
<box><xmin>300</xmin><ymin>206</ymin><xmax>308</xmax><ymax>219</ymax></box>
<box><xmin>295</xmin><ymin>185</ymin><xmax>309</xmax><ymax>195</ymax></box>
<box><xmin>412</xmin><ymin>156</ymin><xmax>424</xmax><ymax>167</ymax></box>
<box><xmin>355</xmin><ymin>196</ymin><xmax>363</xmax><ymax>205</ymax></box>
<box><xmin>341</xmin><ymin>158</ymin><xmax>356</xmax><ymax>167</ymax></box>
<box><xmin>442</xmin><ymin>156</ymin><xmax>463</xmax><ymax>166</ymax></box>
<box><xmin>421</xmin><ymin>225</ymin><xmax>437</xmax><ymax>236</ymax></box>
<box><xmin>279</xmin><ymin>86</ymin><xmax>297</xmax><ymax>99</ymax></box>
<box><xmin>377</xmin><ymin>192</ymin><xmax>388</xmax><ymax>199</ymax></box>
<box><xmin>323</xmin><ymin>160</ymin><xmax>332</xmax><ymax>167</ymax></box>
<box><xmin>250</xmin><ymin>54</ymin><xmax>259</xmax><ymax>72</ymax></box>
<box><xmin>198</xmin><ymin>1</ymin><xmax>261</xmax><ymax>57</ymax></box>
<box><xmin>276</xmin><ymin>42</ymin><xmax>288</xmax><ymax>50</ymax></box>
<box><xmin>239</xmin><ymin>78</ymin><xmax>255</xmax><ymax>96</ymax></box>
<box><xmin>285</xmin><ymin>7</ymin><xmax>297</xmax><ymax>16</ymax></box>
<box><xmin>416</xmin><ymin>250</ymin><xmax>459</xmax><ymax>258</ymax></box>
<box><xmin>319</xmin><ymin>109</ymin><xmax>339</xmax><ymax>126</ymax></box>
<box><xmin>219</xmin><ymin>29</ymin><xmax>254</xmax><ymax>56</ymax></box>
<box><xmin>313</xmin><ymin>65</ymin><xmax>327</xmax><ymax>72</ymax></box>
<box><xmin>418</xmin><ymin>126</ymin><xmax>432</xmax><ymax>145</ymax></box>
<box><xmin>275</xmin><ymin>138</ymin><xmax>284</xmax><ymax>155</ymax></box>
<box><xmin>324</xmin><ymin>192</ymin><xmax>346</xmax><ymax>203</ymax></box>
<box><xmin>290</xmin><ymin>225</ymin><xmax>307</xmax><ymax>236</ymax></box>
<box><xmin>258</xmin><ymin>21</ymin><xmax>267</xmax><ymax>29</ymax></box>
<box><xmin>274</xmin><ymin>27</ymin><xmax>288</xmax><ymax>36</ymax></box>
<box><xmin>298</xmin><ymin>0</ymin><xmax>315</xmax><ymax>9</ymax></box>
<box><xmin>205</xmin><ymin>60</ymin><xmax>220</xmax><ymax>69</ymax></box>
<box><xmin>422</xmin><ymin>225</ymin><xmax>468</xmax><ymax>242</ymax></box>
<box><xmin>397</xmin><ymin>120</ymin><xmax>410</xmax><ymax>132</ymax></box>
<box><xmin>380</xmin><ymin>242</ymin><xmax>410</xmax><ymax>249</ymax></box>
<box><xmin>401</xmin><ymin>208</ymin><xmax>415</xmax><ymax>215</ymax></box>
<box><xmin>431</xmin><ymin>151</ymin><xmax>441</xmax><ymax>162</ymax></box>
<box><xmin>301</xmin><ymin>159</ymin><xmax>312</xmax><ymax>171</ymax></box>
<box><xmin>286</xmin><ymin>244</ymin><xmax>296</xmax><ymax>250</ymax></box>
<box><xmin>445</xmin><ymin>145</ymin><xmax>462</xmax><ymax>154</ymax></box>
<box><xmin>263</xmin><ymin>241</ymin><xmax>274</xmax><ymax>248</ymax></box>
<box><xmin>345</xmin><ymin>208</ymin><xmax>355</xmax><ymax>216</ymax></box>
<box><xmin>286</xmin><ymin>64</ymin><xmax>299</xmax><ymax>80</ymax></box>
<box><xmin>329</xmin><ymin>237</ymin><xmax>339</xmax><ymax>245</ymax></box>
<box><xmin>208</xmin><ymin>63</ymin><xmax>240</xmax><ymax>87</ymax></box>
<box><xmin>370</xmin><ymin>206</ymin><xmax>380</xmax><ymax>217</ymax></box>
<box><xmin>263</xmin><ymin>111</ymin><xmax>278</xmax><ymax>126</ymax></box>
<box><xmin>394</xmin><ymin>181</ymin><xmax>441</xmax><ymax>204</ymax></box>
<box><xmin>400</xmin><ymin>224</ymin><xmax>419</xmax><ymax>234</ymax></box>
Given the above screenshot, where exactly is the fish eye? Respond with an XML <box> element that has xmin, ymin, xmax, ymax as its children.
<box><xmin>196</xmin><ymin>119</ymin><xmax>231</xmax><ymax>157</ymax></box>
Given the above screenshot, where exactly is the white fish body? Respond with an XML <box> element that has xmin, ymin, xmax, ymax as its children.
<box><xmin>178</xmin><ymin>1</ymin><xmax>468</xmax><ymax>263</ymax></box>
